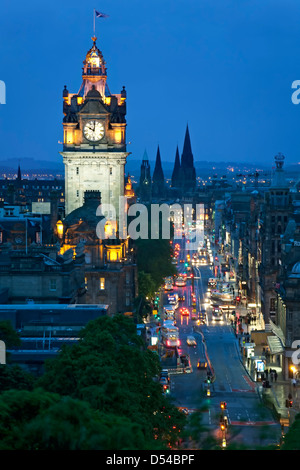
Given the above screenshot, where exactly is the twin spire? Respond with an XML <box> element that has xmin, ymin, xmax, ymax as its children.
<box><xmin>172</xmin><ymin>124</ymin><xmax>196</xmax><ymax>191</ymax></box>
<box><xmin>139</xmin><ymin>124</ymin><xmax>196</xmax><ymax>200</ymax></box>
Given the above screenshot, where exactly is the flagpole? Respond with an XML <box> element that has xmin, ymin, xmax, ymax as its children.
<box><xmin>93</xmin><ymin>9</ymin><xmax>95</xmax><ymax>36</ymax></box>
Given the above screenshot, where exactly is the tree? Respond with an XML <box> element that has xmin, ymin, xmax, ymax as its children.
<box><xmin>135</xmin><ymin>238</ymin><xmax>177</xmax><ymax>292</ymax></box>
<box><xmin>0</xmin><ymin>364</ymin><xmax>35</xmax><ymax>392</ymax></box>
<box><xmin>0</xmin><ymin>320</ymin><xmax>21</xmax><ymax>349</ymax></box>
<box><xmin>36</xmin><ymin>315</ymin><xmax>185</xmax><ymax>449</ymax></box>
<box><xmin>281</xmin><ymin>414</ymin><xmax>300</xmax><ymax>450</ymax></box>
<box><xmin>0</xmin><ymin>389</ymin><xmax>152</xmax><ymax>450</ymax></box>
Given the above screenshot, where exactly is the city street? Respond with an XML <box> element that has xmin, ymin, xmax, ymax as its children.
<box><xmin>161</xmin><ymin>235</ymin><xmax>282</xmax><ymax>448</ymax></box>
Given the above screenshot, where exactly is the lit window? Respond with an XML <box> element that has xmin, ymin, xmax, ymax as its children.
<box><xmin>100</xmin><ymin>277</ymin><xmax>105</xmax><ymax>290</ymax></box>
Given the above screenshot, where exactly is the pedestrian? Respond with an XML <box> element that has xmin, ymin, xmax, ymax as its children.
<box><xmin>292</xmin><ymin>378</ymin><xmax>297</xmax><ymax>388</ymax></box>
<box><xmin>265</xmin><ymin>368</ymin><xmax>268</xmax><ymax>379</ymax></box>
<box><xmin>274</xmin><ymin>371</ymin><xmax>277</xmax><ymax>382</ymax></box>
<box><xmin>270</xmin><ymin>371</ymin><xmax>274</xmax><ymax>382</ymax></box>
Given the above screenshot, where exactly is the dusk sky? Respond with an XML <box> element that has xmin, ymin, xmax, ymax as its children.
<box><xmin>1</xmin><ymin>0</ymin><xmax>300</xmax><ymax>170</ymax></box>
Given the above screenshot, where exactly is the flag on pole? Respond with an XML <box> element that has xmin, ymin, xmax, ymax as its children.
<box><xmin>95</xmin><ymin>10</ymin><xmax>109</xmax><ymax>18</ymax></box>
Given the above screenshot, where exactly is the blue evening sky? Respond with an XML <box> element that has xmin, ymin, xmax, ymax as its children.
<box><xmin>0</xmin><ymin>0</ymin><xmax>300</xmax><ymax>170</ymax></box>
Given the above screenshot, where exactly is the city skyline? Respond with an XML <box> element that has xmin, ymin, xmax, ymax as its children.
<box><xmin>1</xmin><ymin>1</ymin><xmax>300</xmax><ymax>171</ymax></box>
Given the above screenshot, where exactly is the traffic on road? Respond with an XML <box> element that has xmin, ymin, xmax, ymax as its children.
<box><xmin>151</xmin><ymin>229</ymin><xmax>281</xmax><ymax>449</ymax></box>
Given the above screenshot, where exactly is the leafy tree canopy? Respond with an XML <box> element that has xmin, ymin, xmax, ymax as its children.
<box><xmin>35</xmin><ymin>315</ymin><xmax>185</xmax><ymax>449</ymax></box>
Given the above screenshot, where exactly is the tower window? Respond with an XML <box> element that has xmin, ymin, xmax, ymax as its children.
<box><xmin>76</xmin><ymin>190</ymin><xmax>79</xmax><ymax>198</ymax></box>
<box><xmin>110</xmin><ymin>167</ymin><xmax>113</xmax><ymax>175</ymax></box>
<box><xmin>76</xmin><ymin>167</ymin><xmax>79</xmax><ymax>175</ymax></box>
<box><xmin>99</xmin><ymin>277</ymin><xmax>105</xmax><ymax>290</ymax></box>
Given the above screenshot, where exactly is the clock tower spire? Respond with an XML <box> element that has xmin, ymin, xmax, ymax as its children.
<box><xmin>80</xmin><ymin>36</ymin><xmax>108</xmax><ymax>100</ymax></box>
<box><xmin>61</xmin><ymin>36</ymin><xmax>129</xmax><ymax>223</ymax></box>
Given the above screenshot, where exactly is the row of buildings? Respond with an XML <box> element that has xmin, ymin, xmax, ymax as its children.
<box><xmin>1</xmin><ymin>30</ymin><xmax>300</xmax><ymax>383</ymax></box>
<box><xmin>211</xmin><ymin>153</ymin><xmax>300</xmax><ymax>380</ymax></box>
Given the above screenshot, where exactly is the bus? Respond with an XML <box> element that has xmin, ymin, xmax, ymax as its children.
<box><xmin>164</xmin><ymin>304</ymin><xmax>175</xmax><ymax>319</ymax></box>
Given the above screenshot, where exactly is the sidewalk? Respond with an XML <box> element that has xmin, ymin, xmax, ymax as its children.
<box><xmin>235</xmin><ymin>322</ymin><xmax>300</xmax><ymax>427</ymax></box>
<box><xmin>208</xmin><ymin>242</ymin><xmax>300</xmax><ymax>430</ymax></box>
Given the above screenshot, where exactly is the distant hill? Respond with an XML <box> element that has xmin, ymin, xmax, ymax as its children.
<box><xmin>0</xmin><ymin>158</ymin><xmax>64</xmax><ymax>178</ymax></box>
<box><xmin>0</xmin><ymin>157</ymin><xmax>298</xmax><ymax>180</ymax></box>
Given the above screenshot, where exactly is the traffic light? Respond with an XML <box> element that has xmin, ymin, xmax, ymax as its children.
<box><xmin>286</xmin><ymin>398</ymin><xmax>293</xmax><ymax>408</ymax></box>
<box><xmin>220</xmin><ymin>401</ymin><xmax>227</xmax><ymax>410</ymax></box>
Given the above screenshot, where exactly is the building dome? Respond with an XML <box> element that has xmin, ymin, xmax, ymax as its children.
<box><xmin>63</xmin><ymin>190</ymin><xmax>105</xmax><ymax>228</ymax></box>
<box><xmin>86</xmin><ymin>85</ymin><xmax>101</xmax><ymax>99</ymax></box>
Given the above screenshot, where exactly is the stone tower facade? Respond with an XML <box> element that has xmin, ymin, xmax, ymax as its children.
<box><xmin>61</xmin><ymin>37</ymin><xmax>130</xmax><ymax>223</ymax></box>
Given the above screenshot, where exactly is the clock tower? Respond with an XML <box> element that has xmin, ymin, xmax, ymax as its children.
<box><xmin>61</xmin><ymin>36</ymin><xmax>129</xmax><ymax>226</ymax></box>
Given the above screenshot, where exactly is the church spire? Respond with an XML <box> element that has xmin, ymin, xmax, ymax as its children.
<box><xmin>181</xmin><ymin>124</ymin><xmax>193</xmax><ymax>168</ymax></box>
<box><xmin>171</xmin><ymin>146</ymin><xmax>181</xmax><ymax>188</ymax></box>
<box><xmin>17</xmin><ymin>163</ymin><xmax>21</xmax><ymax>181</ymax></box>
<box><xmin>80</xmin><ymin>36</ymin><xmax>108</xmax><ymax>100</ymax></box>
<box><xmin>153</xmin><ymin>145</ymin><xmax>164</xmax><ymax>183</ymax></box>
<box><xmin>180</xmin><ymin>124</ymin><xmax>196</xmax><ymax>191</ymax></box>
<box><xmin>139</xmin><ymin>149</ymin><xmax>151</xmax><ymax>202</ymax></box>
<box><xmin>152</xmin><ymin>145</ymin><xmax>165</xmax><ymax>199</ymax></box>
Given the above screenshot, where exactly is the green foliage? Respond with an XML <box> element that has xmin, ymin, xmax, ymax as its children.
<box><xmin>135</xmin><ymin>238</ymin><xmax>177</xmax><ymax>291</ymax></box>
<box><xmin>281</xmin><ymin>414</ymin><xmax>300</xmax><ymax>450</ymax></box>
<box><xmin>0</xmin><ymin>389</ymin><xmax>151</xmax><ymax>450</ymax></box>
<box><xmin>33</xmin><ymin>315</ymin><xmax>185</xmax><ymax>449</ymax></box>
<box><xmin>0</xmin><ymin>315</ymin><xmax>186</xmax><ymax>450</ymax></box>
<box><xmin>138</xmin><ymin>270</ymin><xmax>156</xmax><ymax>298</ymax></box>
<box><xmin>0</xmin><ymin>320</ymin><xmax>21</xmax><ymax>349</ymax></box>
<box><xmin>0</xmin><ymin>364</ymin><xmax>35</xmax><ymax>392</ymax></box>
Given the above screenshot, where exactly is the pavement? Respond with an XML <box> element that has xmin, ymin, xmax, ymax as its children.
<box><xmin>211</xmin><ymin>246</ymin><xmax>300</xmax><ymax>430</ymax></box>
<box><xmin>229</xmin><ymin>295</ymin><xmax>300</xmax><ymax>430</ymax></box>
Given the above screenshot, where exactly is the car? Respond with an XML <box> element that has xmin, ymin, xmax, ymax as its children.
<box><xmin>160</xmin><ymin>369</ymin><xmax>170</xmax><ymax>382</ymax></box>
<box><xmin>197</xmin><ymin>360</ymin><xmax>208</xmax><ymax>370</ymax></box>
<box><xmin>186</xmin><ymin>336</ymin><xmax>197</xmax><ymax>346</ymax></box>
<box><xmin>180</xmin><ymin>307</ymin><xmax>189</xmax><ymax>316</ymax></box>
<box><xmin>159</xmin><ymin>376</ymin><xmax>169</xmax><ymax>386</ymax></box>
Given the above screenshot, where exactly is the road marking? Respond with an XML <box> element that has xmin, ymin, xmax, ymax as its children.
<box><xmin>230</xmin><ymin>421</ymin><xmax>278</xmax><ymax>426</ymax></box>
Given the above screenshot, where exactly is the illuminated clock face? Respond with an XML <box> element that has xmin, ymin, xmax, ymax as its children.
<box><xmin>83</xmin><ymin>120</ymin><xmax>105</xmax><ymax>142</ymax></box>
